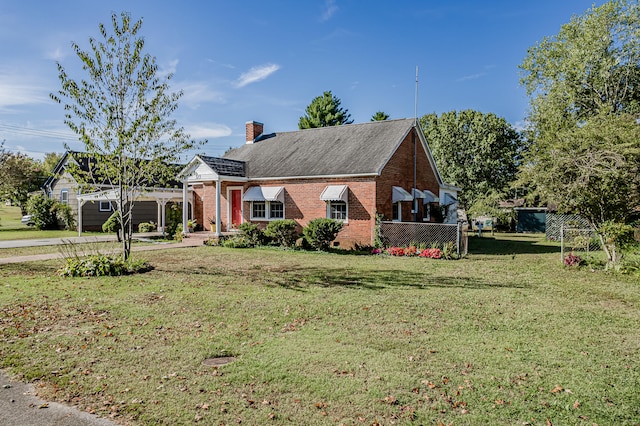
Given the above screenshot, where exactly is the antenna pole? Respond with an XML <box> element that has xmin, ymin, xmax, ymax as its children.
<box><xmin>414</xmin><ymin>66</ymin><xmax>419</xmax><ymax>124</ymax></box>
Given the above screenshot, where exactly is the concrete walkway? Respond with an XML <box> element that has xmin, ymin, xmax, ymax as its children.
<box><xmin>0</xmin><ymin>371</ymin><xmax>116</xmax><ymax>426</ymax></box>
<box><xmin>0</xmin><ymin>232</ymin><xmax>212</xmax><ymax>265</ymax></box>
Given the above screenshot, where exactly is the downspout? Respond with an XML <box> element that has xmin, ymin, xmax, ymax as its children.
<box><xmin>215</xmin><ymin>178</ymin><xmax>222</xmax><ymax>238</ymax></box>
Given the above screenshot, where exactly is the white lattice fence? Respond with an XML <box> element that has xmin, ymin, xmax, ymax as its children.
<box><xmin>379</xmin><ymin>222</ymin><xmax>467</xmax><ymax>256</ymax></box>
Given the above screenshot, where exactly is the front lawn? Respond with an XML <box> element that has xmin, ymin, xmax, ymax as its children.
<box><xmin>0</xmin><ymin>204</ymin><xmax>103</xmax><ymax>240</ymax></box>
<box><xmin>0</xmin><ymin>235</ymin><xmax>638</xmax><ymax>425</ymax></box>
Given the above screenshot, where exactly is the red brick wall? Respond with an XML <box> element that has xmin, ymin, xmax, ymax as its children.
<box><xmin>241</xmin><ymin>178</ymin><xmax>377</xmax><ymax>248</ymax></box>
<box><xmin>376</xmin><ymin>128</ymin><xmax>440</xmax><ymax>222</ymax></box>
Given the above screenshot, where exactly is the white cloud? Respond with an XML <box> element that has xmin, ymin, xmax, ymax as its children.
<box><xmin>177</xmin><ymin>81</ymin><xmax>227</xmax><ymax>108</ymax></box>
<box><xmin>457</xmin><ymin>73</ymin><xmax>486</xmax><ymax>82</ymax></box>
<box><xmin>186</xmin><ymin>123</ymin><xmax>232</xmax><ymax>139</ymax></box>
<box><xmin>233</xmin><ymin>64</ymin><xmax>280</xmax><ymax>88</ymax></box>
<box><xmin>320</xmin><ymin>0</ymin><xmax>339</xmax><ymax>22</ymax></box>
<box><xmin>159</xmin><ymin>59</ymin><xmax>179</xmax><ymax>78</ymax></box>
<box><xmin>0</xmin><ymin>74</ymin><xmax>49</xmax><ymax>110</ymax></box>
<box><xmin>45</xmin><ymin>46</ymin><xmax>66</xmax><ymax>61</ymax></box>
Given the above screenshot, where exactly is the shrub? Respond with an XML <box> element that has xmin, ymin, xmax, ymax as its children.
<box><xmin>165</xmin><ymin>203</ymin><xmax>182</xmax><ymax>238</ymax></box>
<box><xmin>264</xmin><ymin>219</ymin><xmax>299</xmax><ymax>248</ymax></box>
<box><xmin>302</xmin><ymin>218</ymin><xmax>343</xmax><ymax>250</ymax></box>
<box><xmin>222</xmin><ymin>235</ymin><xmax>252</xmax><ymax>248</ymax></box>
<box><xmin>564</xmin><ymin>253</ymin><xmax>582</xmax><ymax>267</ymax></box>
<box><xmin>138</xmin><ymin>221</ymin><xmax>157</xmax><ymax>233</ymax></box>
<box><xmin>26</xmin><ymin>194</ymin><xmax>59</xmax><ymax>230</ymax></box>
<box><xmin>59</xmin><ymin>254</ymin><xmax>151</xmax><ymax>277</ymax></box>
<box><xmin>56</xmin><ymin>202</ymin><xmax>76</xmax><ymax>230</ymax></box>
<box><xmin>102</xmin><ymin>212</ymin><xmax>121</xmax><ymax>233</ymax></box>
<box><xmin>238</xmin><ymin>222</ymin><xmax>265</xmax><ymax>247</ymax></box>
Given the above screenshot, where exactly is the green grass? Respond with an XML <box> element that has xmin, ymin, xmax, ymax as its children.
<box><xmin>0</xmin><ymin>234</ymin><xmax>638</xmax><ymax>425</ymax></box>
<box><xmin>0</xmin><ymin>204</ymin><xmax>103</xmax><ymax>240</ymax></box>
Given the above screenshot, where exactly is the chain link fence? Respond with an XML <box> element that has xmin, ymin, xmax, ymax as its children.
<box><xmin>560</xmin><ymin>226</ymin><xmax>600</xmax><ymax>260</ymax></box>
<box><xmin>546</xmin><ymin>213</ymin><xmax>591</xmax><ymax>241</ymax></box>
<box><xmin>379</xmin><ymin>222</ymin><xmax>468</xmax><ymax>256</ymax></box>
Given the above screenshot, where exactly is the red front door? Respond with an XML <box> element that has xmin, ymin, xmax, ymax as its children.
<box><xmin>231</xmin><ymin>189</ymin><xmax>242</xmax><ymax>227</ymax></box>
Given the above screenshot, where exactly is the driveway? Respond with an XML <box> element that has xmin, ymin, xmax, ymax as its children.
<box><xmin>0</xmin><ymin>370</ymin><xmax>116</xmax><ymax>426</ymax></box>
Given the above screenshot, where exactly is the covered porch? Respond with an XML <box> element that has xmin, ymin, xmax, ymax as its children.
<box><xmin>76</xmin><ymin>187</ymin><xmax>189</xmax><ymax>236</ymax></box>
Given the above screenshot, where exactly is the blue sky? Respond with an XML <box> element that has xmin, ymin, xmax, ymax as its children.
<box><xmin>0</xmin><ymin>0</ymin><xmax>605</xmax><ymax>161</ymax></box>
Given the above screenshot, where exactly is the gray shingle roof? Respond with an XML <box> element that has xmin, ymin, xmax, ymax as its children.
<box><xmin>223</xmin><ymin>118</ymin><xmax>415</xmax><ymax>178</ymax></box>
<box><xmin>200</xmin><ymin>155</ymin><xmax>246</xmax><ymax>177</ymax></box>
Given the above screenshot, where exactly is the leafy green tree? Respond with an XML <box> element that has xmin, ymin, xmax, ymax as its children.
<box><xmin>419</xmin><ymin>110</ymin><xmax>523</xmax><ymax>210</ymax></box>
<box><xmin>0</xmin><ymin>142</ymin><xmax>45</xmax><ymax>214</ymax></box>
<box><xmin>519</xmin><ymin>1</ymin><xmax>640</xmax><ymax>266</ymax></box>
<box><xmin>519</xmin><ymin>113</ymin><xmax>640</xmax><ymax>266</ymax></box>
<box><xmin>298</xmin><ymin>91</ymin><xmax>353</xmax><ymax>129</ymax></box>
<box><xmin>520</xmin><ymin>0</ymin><xmax>640</xmax><ymax>135</ymax></box>
<box><xmin>371</xmin><ymin>111</ymin><xmax>389</xmax><ymax>121</ymax></box>
<box><xmin>41</xmin><ymin>152</ymin><xmax>63</xmax><ymax>176</ymax></box>
<box><xmin>51</xmin><ymin>12</ymin><xmax>199</xmax><ymax>260</ymax></box>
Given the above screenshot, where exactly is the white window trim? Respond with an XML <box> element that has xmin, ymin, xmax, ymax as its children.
<box><xmin>99</xmin><ymin>201</ymin><xmax>112</xmax><ymax>212</ymax></box>
<box><xmin>60</xmin><ymin>189</ymin><xmax>69</xmax><ymax>205</ymax></box>
<box><xmin>392</xmin><ymin>202</ymin><xmax>402</xmax><ymax>222</ymax></box>
<box><xmin>326</xmin><ymin>200</ymin><xmax>348</xmax><ymax>222</ymax></box>
<box><xmin>249</xmin><ymin>200</ymin><xmax>285</xmax><ymax>221</ymax></box>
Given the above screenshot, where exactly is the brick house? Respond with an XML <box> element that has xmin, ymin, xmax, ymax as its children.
<box><xmin>178</xmin><ymin>118</ymin><xmax>459</xmax><ymax>247</ymax></box>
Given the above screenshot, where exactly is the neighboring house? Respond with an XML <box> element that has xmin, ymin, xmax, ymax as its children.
<box><xmin>43</xmin><ymin>151</ymin><xmax>184</xmax><ymax>233</ymax></box>
<box><xmin>178</xmin><ymin>118</ymin><xmax>459</xmax><ymax>248</ymax></box>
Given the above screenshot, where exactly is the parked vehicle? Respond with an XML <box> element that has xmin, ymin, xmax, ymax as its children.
<box><xmin>21</xmin><ymin>215</ymin><xmax>34</xmax><ymax>226</ymax></box>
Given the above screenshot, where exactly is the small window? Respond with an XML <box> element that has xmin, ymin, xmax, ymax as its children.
<box><xmin>270</xmin><ymin>201</ymin><xmax>284</xmax><ymax>219</ymax></box>
<box><xmin>392</xmin><ymin>202</ymin><xmax>400</xmax><ymax>221</ymax></box>
<box><xmin>60</xmin><ymin>190</ymin><xmax>69</xmax><ymax>205</ymax></box>
<box><xmin>252</xmin><ymin>201</ymin><xmax>266</xmax><ymax>219</ymax></box>
<box><xmin>99</xmin><ymin>201</ymin><xmax>112</xmax><ymax>212</ymax></box>
<box><xmin>327</xmin><ymin>201</ymin><xmax>347</xmax><ymax>221</ymax></box>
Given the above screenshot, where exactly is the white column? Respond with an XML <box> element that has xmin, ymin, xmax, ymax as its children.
<box><xmin>78</xmin><ymin>198</ymin><xmax>83</xmax><ymax>236</ymax></box>
<box><xmin>215</xmin><ymin>179</ymin><xmax>222</xmax><ymax>237</ymax></box>
<box><xmin>182</xmin><ymin>179</ymin><xmax>189</xmax><ymax>234</ymax></box>
<box><xmin>160</xmin><ymin>200</ymin><xmax>167</xmax><ymax>233</ymax></box>
<box><xmin>156</xmin><ymin>201</ymin><xmax>161</xmax><ymax>232</ymax></box>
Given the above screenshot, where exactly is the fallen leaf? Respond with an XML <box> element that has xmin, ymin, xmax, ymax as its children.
<box><xmin>550</xmin><ymin>384</ymin><xmax>563</xmax><ymax>393</ymax></box>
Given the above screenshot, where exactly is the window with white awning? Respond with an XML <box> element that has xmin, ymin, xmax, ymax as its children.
<box><xmin>320</xmin><ymin>185</ymin><xmax>348</xmax><ymax>221</ymax></box>
<box><xmin>244</xmin><ymin>186</ymin><xmax>285</xmax><ymax>220</ymax></box>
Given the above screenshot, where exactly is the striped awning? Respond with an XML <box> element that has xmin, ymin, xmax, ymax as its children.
<box><xmin>243</xmin><ymin>186</ymin><xmax>285</xmax><ymax>202</ymax></box>
<box><xmin>392</xmin><ymin>186</ymin><xmax>413</xmax><ymax>203</ymax></box>
<box><xmin>422</xmin><ymin>190</ymin><xmax>439</xmax><ymax>203</ymax></box>
<box><xmin>320</xmin><ymin>185</ymin><xmax>348</xmax><ymax>202</ymax></box>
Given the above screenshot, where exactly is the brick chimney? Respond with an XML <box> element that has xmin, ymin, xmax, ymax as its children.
<box><xmin>245</xmin><ymin>121</ymin><xmax>264</xmax><ymax>144</ymax></box>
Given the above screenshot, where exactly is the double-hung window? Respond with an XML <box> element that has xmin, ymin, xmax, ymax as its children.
<box><xmin>245</xmin><ymin>186</ymin><xmax>285</xmax><ymax>221</ymax></box>
<box><xmin>60</xmin><ymin>189</ymin><xmax>69</xmax><ymax>205</ymax></box>
<box><xmin>327</xmin><ymin>201</ymin><xmax>347</xmax><ymax>220</ymax></box>
<box><xmin>320</xmin><ymin>185</ymin><xmax>348</xmax><ymax>222</ymax></box>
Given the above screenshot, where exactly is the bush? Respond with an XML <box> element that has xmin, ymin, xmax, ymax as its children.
<box><xmin>302</xmin><ymin>218</ymin><xmax>343</xmax><ymax>250</ymax></box>
<box><xmin>238</xmin><ymin>222</ymin><xmax>265</xmax><ymax>247</ymax></box>
<box><xmin>26</xmin><ymin>194</ymin><xmax>59</xmax><ymax>230</ymax></box>
<box><xmin>222</xmin><ymin>235</ymin><xmax>252</xmax><ymax>248</ymax></box>
<box><xmin>59</xmin><ymin>254</ymin><xmax>151</xmax><ymax>277</ymax></box>
<box><xmin>56</xmin><ymin>203</ymin><xmax>76</xmax><ymax>230</ymax></box>
<box><xmin>102</xmin><ymin>212</ymin><xmax>121</xmax><ymax>233</ymax></box>
<box><xmin>564</xmin><ymin>253</ymin><xmax>582</xmax><ymax>267</ymax></box>
<box><xmin>165</xmin><ymin>203</ymin><xmax>182</xmax><ymax>238</ymax></box>
<box><xmin>264</xmin><ymin>219</ymin><xmax>299</xmax><ymax>248</ymax></box>
<box><xmin>138</xmin><ymin>221</ymin><xmax>157</xmax><ymax>233</ymax></box>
